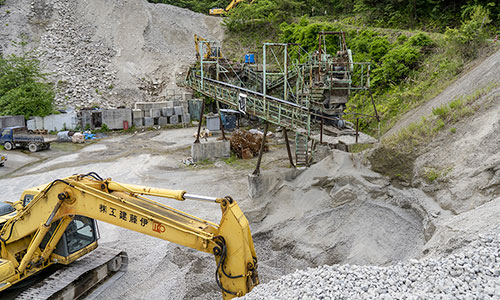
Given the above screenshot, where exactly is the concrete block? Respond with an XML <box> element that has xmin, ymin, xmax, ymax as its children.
<box><xmin>165</xmin><ymin>107</ymin><xmax>173</xmax><ymax>116</ymax></box>
<box><xmin>166</xmin><ymin>101</ymin><xmax>174</xmax><ymax>108</ymax></box>
<box><xmin>182</xmin><ymin>92</ymin><xmax>193</xmax><ymax>101</ymax></box>
<box><xmin>161</xmin><ymin>107</ymin><xmax>168</xmax><ymax>117</ymax></box>
<box><xmin>169</xmin><ymin>115</ymin><xmax>178</xmax><ymax>124</ymax></box>
<box><xmin>150</xmin><ymin>109</ymin><xmax>161</xmax><ymax>118</ymax></box>
<box><xmin>134</xmin><ymin>102</ymin><xmax>151</xmax><ymax>110</ymax></box>
<box><xmin>191</xmin><ymin>140</ymin><xmax>230</xmax><ymax>162</ymax></box>
<box><xmin>144</xmin><ymin>117</ymin><xmax>154</xmax><ymax>127</ymax></box>
<box><xmin>158</xmin><ymin>117</ymin><xmax>168</xmax><ymax>126</ymax></box>
<box><xmin>173</xmin><ymin>100</ymin><xmax>181</xmax><ymax>107</ymax></box>
<box><xmin>174</xmin><ymin>106</ymin><xmax>183</xmax><ymax>115</ymax></box>
<box><xmin>133</xmin><ymin>118</ymin><xmax>144</xmax><ymax>127</ymax></box>
<box><xmin>182</xmin><ymin>114</ymin><xmax>190</xmax><ymax>124</ymax></box>
<box><xmin>181</xmin><ymin>101</ymin><xmax>189</xmax><ymax>111</ymax></box>
<box><xmin>133</xmin><ymin>109</ymin><xmax>144</xmax><ymax>118</ymax></box>
<box><xmin>152</xmin><ymin>102</ymin><xmax>163</xmax><ymax>109</ymax></box>
<box><xmin>144</xmin><ymin>110</ymin><xmax>151</xmax><ymax>118</ymax></box>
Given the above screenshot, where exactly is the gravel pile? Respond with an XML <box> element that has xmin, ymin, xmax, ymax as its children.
<box><xmin>33</xmin><ymin>0</ymin><xmax>118</xmax><ymax>108</ymax></box>
<box><xmin>241</xmin><ymin>228</ymin><xmax>500</xmax><ymax>299</ymax></box>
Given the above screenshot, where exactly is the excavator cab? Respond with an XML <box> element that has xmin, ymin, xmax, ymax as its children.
<box><xmin>40</xmin><ymin>216</ymin><xmax>98</xmax><ymax>260</ymax></box>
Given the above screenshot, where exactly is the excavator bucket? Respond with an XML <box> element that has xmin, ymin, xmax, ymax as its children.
<box><xmin>215</xmin><ymin>197</ymin><xmax>259</xmax><ymax>299</ymax></box>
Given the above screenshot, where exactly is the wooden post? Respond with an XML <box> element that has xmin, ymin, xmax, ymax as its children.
<box><xmin>194</xmin><ymin>98</ymin><xmax>206</xmax><ymax>144</ymax></box>
<box><xmin>355</xmin><ymin>118</ymin><xmax>359</xmax><ymax>144</ymax></box>
<box><xmin>252</xmin><ymin>122</ymin><xmax>269</xmax><ymax>176</ymax></box>
<box><xmin>283</xmin><ymin>128</ymin><xmax>295</xmax><ymax>169</ymax></box>
<box><xmin>216</xmin><ymin>100</ymin><xmax>226</xmax><ymax>140</ymax></box>
<box><xmin>320</xmin><ymin>117</ymin><xmax>324</xmax><ymax>144</ymax></box>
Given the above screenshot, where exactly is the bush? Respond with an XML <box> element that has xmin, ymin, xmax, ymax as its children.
<box><xmin>445</xmin><ymin>5</ymin><xmax>491</xmax><ymax>59</ymax></box>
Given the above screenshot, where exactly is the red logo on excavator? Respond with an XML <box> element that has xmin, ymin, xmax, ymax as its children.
<box><xmin>152</xmin><ymin>222</ymin><xmax>166</xmax><ymax>233</ymax></box>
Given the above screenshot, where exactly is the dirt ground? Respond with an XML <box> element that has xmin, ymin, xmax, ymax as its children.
<box><xmin>0</xmin><ymin>125</ymin><xmax>437</xmax><ymax>300</ymax></box>
<box><xmin>0</xmin><ymin>126</ymin><xmax>291</xmax><ymax>300</ymax></box>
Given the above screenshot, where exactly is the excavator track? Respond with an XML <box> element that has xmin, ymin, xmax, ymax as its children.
<box><xmin>16</xmin><ymin>247</ymin><xmax>128</xmax><ymax>300</ymax></box>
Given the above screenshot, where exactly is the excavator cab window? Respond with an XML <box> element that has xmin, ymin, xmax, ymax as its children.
<box><xmin>22</xmin><ymin>194</ymin><xmax>34</xmax><ymax>206</ymax></box>
<box><xmin>40</xmin><ymin>216</ymin><xmax>98</xmax><ymax>257</ymax></box>
<box><xmin>66</xmin><ymin>217</ymin><xmax>95</xmax><ymax>254</ymax></box>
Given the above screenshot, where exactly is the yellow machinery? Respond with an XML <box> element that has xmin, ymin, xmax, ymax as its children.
<box><xmin>194</xmin><ymin>34</ymin><xmax>221</xmax><ymax>61</ymax></box>
<box><xmin>209</xmin><ymin>0</ymin><xmax>252</xmax><ymax>16</ymax></box>
<box><xmin>0</xmin><ymin>172</ymin><xmax>258</xmax><ymax>299</ymax></box>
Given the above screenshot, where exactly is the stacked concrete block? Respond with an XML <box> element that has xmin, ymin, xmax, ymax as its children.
<box><xmin>150</xmin><ymin>108</ymin><xmax>161</xmax><ymax>118</ymax></box>
<box><xmin>174</xmin><ymin>106</ymin><xmax>183</xmax><ymax>116</ymax></box>
<box><xmin>144</xmin><ymin>117</ymin><xmax>154</xmax><ymax>127</ymax></box>
<box><xmin>132</xmin><ymin>109</ymin><xmax>144</xmax><ymax>127</ymax></box>
<box><xmin>158</xmin><ymin>117</ymin><xmax>169</xmax><ymax>126</ymax></box>
<box><xmin>134</xmin><ymin>118</ymin><xmax>144</xmax><ymax>127</ymax></box>
<box><xmin>169</xmin><ymin>115</ymin><xmax>179</xmax><ymax>124</ymax></box>
<box><xmin>134</xmin><ymin>99</ymin><xmax>191</xmax><ymax>128</ymax></box>
<box><xmin>161</xmin><ymin>107</ymin><xmax>168</xmax><ymax>116</ymax></box>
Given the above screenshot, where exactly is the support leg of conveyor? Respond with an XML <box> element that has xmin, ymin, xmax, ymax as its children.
<box><xmin>252</xmin><ymin>122</ymin><xmax>269</xmax><ymax>176</ymax></box>
<box><xmin>195</xmin><ymin>98</ymin><xmax>206</xmax><ymax>144</ymax></box>
<box><xmin>283</xmin><ymin>128</ymin><xmax>295</xmax><ymax>169</ymax></box>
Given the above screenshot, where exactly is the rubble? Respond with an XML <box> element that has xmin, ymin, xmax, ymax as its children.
<box><xmin>230</xmin><ymin>129</ymin><xmax>269</xmax><ymax>159</ymax></box>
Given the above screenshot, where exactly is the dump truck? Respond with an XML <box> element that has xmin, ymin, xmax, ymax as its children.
<box><xmin>0</xmin><ymin>172</ymin><xmax>259</xmax><ymax>299</ymax></box>
<box><xmin>0</xmin><ymin>126</ymin><xmax>52</xmax><ymax>152</ymax></box>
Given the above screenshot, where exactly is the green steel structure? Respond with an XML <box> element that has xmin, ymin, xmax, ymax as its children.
<box><xmin>185</xmin><ymin>33</ymin><xmax>377</xmax><ymax>168</ymax></box>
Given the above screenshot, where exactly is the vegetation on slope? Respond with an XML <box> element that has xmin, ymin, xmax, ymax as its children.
<box><xmin>149</xmin><ymin>0</ymin><xmax>499</xmax><ymax>30</ymax></box>
<box><xmin>225</xmin><ymin>4</ymin><xmax>495</xmax><ymax>134</ymax></box>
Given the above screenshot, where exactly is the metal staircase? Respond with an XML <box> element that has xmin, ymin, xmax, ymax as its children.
<box><xmin>294</xmin><ymin>133</ymin><xmax>309</xmax><ymax>167</ymax></box>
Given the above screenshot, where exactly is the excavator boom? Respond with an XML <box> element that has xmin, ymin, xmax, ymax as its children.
<box><xmin>0</xmin><ymin>173</ymin><xmax>258</xmax><ymax>299</ymax></box>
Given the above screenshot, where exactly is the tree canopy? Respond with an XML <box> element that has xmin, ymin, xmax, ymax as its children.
<box><xmin>0</xmin><ymin>53</ymin><xmax>54</xmax><ymax>119</ymax></box>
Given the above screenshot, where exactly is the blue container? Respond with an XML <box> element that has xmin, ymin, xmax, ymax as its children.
<box><xmin>244</xmin><ymin>53</ymin><xmax>255</xmax><ymax>64</ymax></box>
<box><xmin>221</xmin><ymin>113</ymin><xmax>237</xmax><ymax>130</ymax></box>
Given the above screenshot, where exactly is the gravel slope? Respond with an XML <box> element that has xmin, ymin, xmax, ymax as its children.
<box><xmin>0</xmin><ymin>0</ymin><xmax>223</xmax><ymax>108</ymax></box>
<box><xmin>241</xmin><ymin>227</ymin><xmax>500</xmax><ymax>300</ymax></box>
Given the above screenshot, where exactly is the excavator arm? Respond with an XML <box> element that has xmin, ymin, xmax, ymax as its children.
<box><xmin>209</xmin><ymin>0</ymin><xmax>252</xmax><ymax>15</ymax></box>
<box><xmin>0</xmin><ymin>173</ymin><xmax>258</xmax><ymax>299</ymax></box>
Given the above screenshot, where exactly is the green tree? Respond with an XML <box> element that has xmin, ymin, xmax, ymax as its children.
<box><xmin>0</xmin><ymin>54</ymin><xmax>54</xmax><ymax>119</ymax></box>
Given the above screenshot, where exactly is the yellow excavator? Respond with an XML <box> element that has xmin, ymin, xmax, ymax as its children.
<box><xmin>209</xmin><ymin>0</ymin><xmax>253</xmax><ymax>16</ymax></box>
<box><xmin>194</xmin><ymin>34</ymin><xmax>221</xmax><ymax>61</ymax></box>
<box><xmin>0</xmin><ymin>172</ymin><xmax>258</xmax><ymax>299</ymax></box>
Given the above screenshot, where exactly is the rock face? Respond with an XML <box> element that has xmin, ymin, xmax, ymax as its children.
<box><xmin>0</xmin><ymin>0</ymin><xmax>223</xmax><ymax>108</ymax></box>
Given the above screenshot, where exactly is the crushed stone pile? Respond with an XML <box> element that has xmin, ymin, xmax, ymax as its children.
<box><xmin>241</xmin><ymin>227</ymin><xmax>500</xmax><ymax>300</ymax></box>
<box><xmin>35</xmin><ymin>0</ymin><xmax>118</xmax><ymax>108</ymax></box>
